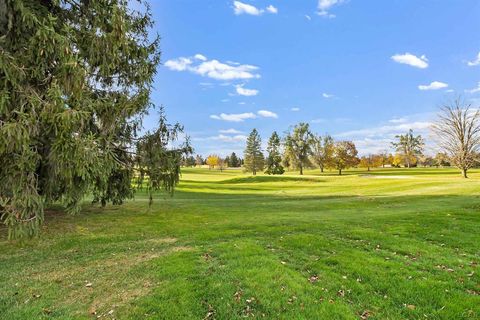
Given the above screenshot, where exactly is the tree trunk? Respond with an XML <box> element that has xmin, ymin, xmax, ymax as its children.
<box><xmin>338</xmin><ymin>168</ymin><xmax>342</xmax><ymax>175</ymax></box>
<box><xmin>299</xmin><ymin>165</ymin><xmax>303</xmax><ymax>175</ymax></box>
<box><xmin>320</xmin><ymin>166</ymin><xmax>324</xmax><ymax>173</ymax></box>
<box><xmin>367</xmin><ymin>166</ymin><xmax>370</xmax><ymax>171</ymax></box>
<box><xmin>462</xmin><ymin>168</ymin><xmax>468</xmax><ymax>178</ymax></box>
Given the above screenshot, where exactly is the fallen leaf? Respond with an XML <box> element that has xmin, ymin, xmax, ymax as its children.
<box><xmin>234</xmin><ymin>290</ymin><xmax>243</xmax><ymax>303</ymax></box>
<box><xmin>360</xmin><ymin>309</ymin><xmax>372</xmax><ymax>319</ymax></box>
<box><xmin>406</xmin><ymin>304</ymin><xmax>416</xmax><ymax>310</ymax></box>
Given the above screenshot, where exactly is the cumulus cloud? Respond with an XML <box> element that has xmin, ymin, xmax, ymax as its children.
<box><xmin>233</xmin><ymin>1</ymin><xmax>278</xmax><ymax>15</ymax></box>
<box><xmin>418</xmin><ymin>81</ymin><xmax>448</xmax><ymax>91</ymax></box>
<box><xmin>211</xmin><ymin>134</ymin><xmax>248</xmax><ymax>142</ymax></box>
<box><xmin>235</xmin><ymin>84</ymin><xmax>259</xmax><ymax>96</ymax></box>
<box><xmin>165</xmin><ymin>55</ymin><xmax>260</xmax><ymax>80</ymax></box>
<box><xmin>266</xmin><ymin>5</ymin><xmax>278</xmax><ymax>14</ymax></box>
<box><xmin>391</xmin><ymin>53</ymin><xmax>429</xmax><ymax>69</ymax></box>
<box><xmin>233</xmin><ymin>1</ymin><xmax>263</xmax><ymax>15</ymax></box>
<box><xmin>210</xmin><ymin>112</ymin><xmax>257</xmax><ymax>122</ymax></box>
<box><xmin>164</xmin><ymin>57</ymin><xmax>192</xmax><ymax>71</ymax></box>
<box><xmin>210</xmin><ymin>110</ymin><xmax>278</xmax><ymax>121</ymax></box>
<box><xmin>194</xmin><ymin>54</ymin><xmax>207</xmax><ymax>61</ymax></box>
<box><xmin>257</xmin><ymin>110</ymin><xmax>278</xmax><ymax>118</ymax></box>
<box><xmin>322</xmin><ymin>93</ymin><xmax>334</xmax><ymax>98</ymax></box>
<box><xmin>317</xmin><ymin>0</ymin><xmax>345</xmax><ymax>18</ymax></box>
<box><xmin>467</xmin><ymin>52</ymin><xmax>480</xmax><ymax>66</ymax></box>
<box><xmin>219</xmin><ymin>128</ymin><xmax>243</xmax><ymax>134</ymax></box>
<box><xmin>466</xmin><ymin>82</ymin><xmax>480</xmax><ymax>94</ymax></box>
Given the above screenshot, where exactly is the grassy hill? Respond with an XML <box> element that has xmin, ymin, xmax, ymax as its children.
<box><xmin>1</xmin><ymin>167</ymin><xmax>479</xmax><ymax>319</ymax></box>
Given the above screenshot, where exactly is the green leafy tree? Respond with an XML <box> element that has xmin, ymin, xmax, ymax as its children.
<box><xmin>284</xmin><ymin>123</ymin><xmax>314</xmax><ymax>175</ymax></box>
<box><xmin>434</xmin><ymin>152</ymin><xmax>450</xmax><ymax>167</ymax></box>
<box><xmin>0</xmin><ymin>1</ymin><xmax>189</xmax><ymax>238</ymax></box>
<box><xmin>265</xmin><ymin>131</ymin><xmax>284</xmax><ymax>175</ymax></box>
<box><xmin>332</xmin><ymin>141</ymin><xmax>359</xmax><ymax>175</ymax></box>
<box><xmin>244</xmin><ymin>129</ymin><xmax>264</xmax><ymax>175</ymax></box>
<box><xmin>391</xmin><ymin>129</ymin><xmax>424</xmax><ymax>168</ymax></box>
<box><xmin>311</xmin><ymin>134</ymin><xmax>334</xmax><ymax>172</ymax></box>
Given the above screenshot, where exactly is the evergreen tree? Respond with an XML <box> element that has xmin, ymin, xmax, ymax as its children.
<box><xmin>0</xmin><ymin>1</ymin><xmax>189</xmax><ymax>238</ymax></box>
<box><xmin>244</xmin><ymin>129</ymin><xmax>264</xmax><ymax>175</ymax></box>
<box><xmin>228</xmin><ymin>152</ymin><xmax>240</xmax><ymax>167</ymax></box>
<box><xmin>265</xmin><ymin>131</ymin><xmax>284</xmax><ymax>175</ymax></box>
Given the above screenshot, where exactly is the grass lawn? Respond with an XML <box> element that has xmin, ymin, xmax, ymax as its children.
<box><xmin>1</xmin><ymin>167</ymin><xmax>479</xmax><ymax>319</ymax></box>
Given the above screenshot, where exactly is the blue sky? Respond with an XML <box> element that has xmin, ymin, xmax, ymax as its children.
<box><xmin>145</xmin><ymin>0</ymin><xmax>480</xmax><ymax>156</ymax></box>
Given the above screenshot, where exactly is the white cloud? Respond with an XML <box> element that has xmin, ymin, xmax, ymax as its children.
<box><xmin>466</xmin><ymin>82</ymin><xmax>480</xmax><ymax>94</ymax></box>
<box><xmin>467</xmin><ymin>52</ymin><xmax>480</xmax><ymax>66</ymax></box>
<box><xmin>194</xmin><ymin>54</ymin><xmax>207</xmax><ymax>61</ymax></box>
<box><xmin>232</xmin><ymin>1</ymin><xmax>278</xmax><ymax>16</ymax></box>
<box><xmin>219</xmin><ymin>128</ymin><xmax>243</xmax><ymax>134</ymax></box>
<box><xmin>291</xmin><ymin>107</ymin><xmax>300</xmax><ymax>111</ymax></box>
<box><xmin>211</xmin><ymin>134</ymin><xmax>248</xmax><ymax>142</ymax></box>
<box><xmin>221</xmin><ymin>98</ymin><xmax>230</xmax><ymax>102</ymax></box>
<box><xmin>418</xmin><ymin>81</ymin><xmax>448</xmax><ymax>91</ymax></box>
<box><xmin>266</xmin><ymin>5</ymin><xmax>278</xmax><ymax>14</ymax></box>
<box><xmin>322</xmin><ymin>92</ymin><xmax>334</xmax><ymax>98</ymax></box>
<box><xmin>317</xmin><ymin>0</ymin><xmax>345</xmax><ymax>18</ymax></box>
<box><xmin>164</xmin><ymin>57</ymin><xmax>192</xmax><ymax>71</ymax></box>
<box><xmin>238</xmin><ymin>102</ymin><xmax>246</xmax><ymax>105</ymax></box>
<box><xmin>195</xmin><ymin>59</ymin><xmax>260</xmax><ymax>80</ymax></box>
<box><xmin>210</xmin><ymin>112</ymin><xmax>257</xmax><ymax>122</ymax></box>
<box><xmin>233</xmin><ymin>1</ymin><xmax>263</xmax><ymax>15</ymax></box>
<box><xmin>257</xmin><ymin>110</ymin><xmax>278</xmax><ymax>118</ymax></box>
<box><xmin>305</xmin><ymin>15</ymin><xmax>312</xmax><ymax>20</ymax></box>
<box><xmin>337</xmin><ymin>121</ymin><xmax>432</xmax><ymax>138</ymax></box>
<box><xmin>165</xmin><ymin>55</ymin><xmax>260</xmax><ymax>80</ymax></box>
<box><xmin>391</xmin><ymin>53</ymin><xmax>429</xmax><ymax>69</ymax></box>
<box><xmin>235</xmin><ymin>84</ymin><xmax>259</xmax><ymax>96</ymax></box>
<box><xmin>311</xmin><ymin>118</ymin><xmax>326</xmax><ymax>123</ymax></box>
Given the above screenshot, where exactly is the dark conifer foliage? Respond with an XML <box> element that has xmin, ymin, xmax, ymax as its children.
<box><xmin>0</xmin><ymin>0</ymin><xmax>190</xmax><ymax>238</ymax></box>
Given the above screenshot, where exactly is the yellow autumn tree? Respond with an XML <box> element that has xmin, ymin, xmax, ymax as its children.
<box><xmin>206</xmin><ymin>154</ymin><xmax>219</xmax><ymax>170</ymax></box>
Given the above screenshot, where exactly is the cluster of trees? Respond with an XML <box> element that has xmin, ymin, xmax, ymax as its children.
<box><xmin>184</xmin><ymin>152</ymin><xmax>243</xmax><ymax>170</ymax></box>
<box><xmin>237</xmin><ymin>99</ymin><xmax>480</xmax><ymax>178</ymax></box>
<box><xmin>242</xmin><ymin>123</ymin><xmax>360</xmax><ymax>175</ymax></box>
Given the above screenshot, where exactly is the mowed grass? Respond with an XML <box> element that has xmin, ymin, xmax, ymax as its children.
<box><xmin>0</xmin><ymin>167</ymin><xmax>479</xmax><ymax>319</ymax></box>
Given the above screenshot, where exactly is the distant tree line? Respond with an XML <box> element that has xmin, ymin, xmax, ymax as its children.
<box><xmin>194</xmin><ymin>99</ymin><xmax>480</xmax><ymax>178</ymax></box>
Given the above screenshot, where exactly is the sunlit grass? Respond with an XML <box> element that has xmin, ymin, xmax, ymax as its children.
<box><xmin>0</xmin><ymin>167</ymin><xmax>479</xmax><ymax>319</ymax></box>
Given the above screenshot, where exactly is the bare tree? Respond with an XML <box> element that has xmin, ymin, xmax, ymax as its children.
<box><xmin>432</xmin><ymin>99</ymin><xmax>480</xmax><ymax>178</ymax></box>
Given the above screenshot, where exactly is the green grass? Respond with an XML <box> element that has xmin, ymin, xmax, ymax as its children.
<box><xmin>1</xmin><ymin>167</ymin><xmax>479</xmax><ymax>319</ymax></box>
